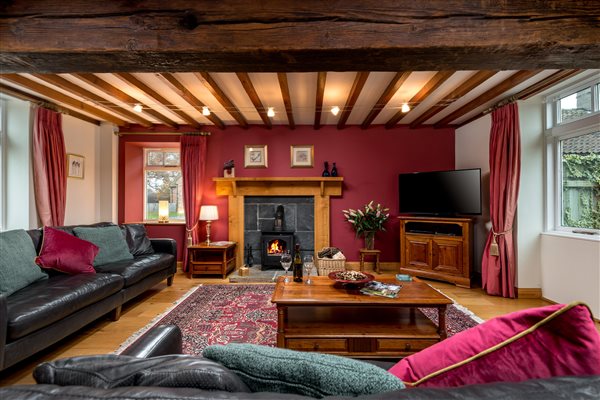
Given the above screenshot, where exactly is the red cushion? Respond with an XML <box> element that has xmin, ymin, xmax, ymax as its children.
<box><xmin>35</xmin><ymin>226</ymin><xmax>98</xmax><ymax>274</ymax></box>
<box><xmin>389</xmin><ymin>303</ymin><xmax>600</xmax><ymax>388</ymax></box>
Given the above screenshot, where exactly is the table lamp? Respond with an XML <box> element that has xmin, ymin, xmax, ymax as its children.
<box><xmin>199</xmin><ymin>205</ymin><xmax>219</xmax><ymax>245</ymax></box>
<box><xmin>158</xmin><ymin>200</ymin><xmax>169</xmax><ymax>223</ymax></box>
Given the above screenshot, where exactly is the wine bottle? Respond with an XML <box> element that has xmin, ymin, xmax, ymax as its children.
<box><xmin>331</xmin><ymin>162</ymin><xmax>338</xmax><ymax>177</ymax></box>
<box><xmin>293</xmin><ymin>244</ymin><xmax>303</xmax><ymax>282</ymax></box>
<box><xmin>322</xmin><ymin>161</ymin><xmax>330</xmax><ymax>177</ymax></box>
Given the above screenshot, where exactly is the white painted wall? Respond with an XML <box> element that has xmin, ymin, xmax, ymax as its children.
<box><xmin>2</xmin><ymin>95</ymin><xmax>38</xmax><ymax>230</ymax></box>
<box><xmin>541</xmin><ymin>233</ymin><xmax>600</xmax><ymax>318</ymax></box>
<box><xmin>97</xmin><ymin>123</ymin><xmax>119</xmax><ymax>223</ymax></box>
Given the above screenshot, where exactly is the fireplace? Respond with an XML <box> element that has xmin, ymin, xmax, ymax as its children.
<box><xmin>261</xmin><ymin>231</ymin><xmax>295</xmax><ymax>270</ymax></box>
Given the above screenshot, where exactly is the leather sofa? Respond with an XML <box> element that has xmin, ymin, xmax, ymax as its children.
<box><xmin>1</xmin><ymin>325</ymin><xmax>598</xmax><ymax>400</ymax></box>
<box><xmin>0</xmin><ymin>223</ymin><xmax>177</xmax><ymax>372</ymax></box>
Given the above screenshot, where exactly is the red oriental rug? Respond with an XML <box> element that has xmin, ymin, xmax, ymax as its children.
<box><xmin>116</xmin><ymin>284</ymin><xmax>482</xmax><ymax>356</ymax></box>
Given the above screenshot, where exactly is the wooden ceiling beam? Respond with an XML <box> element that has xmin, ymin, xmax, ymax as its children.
<box><xmin>73</xmin><ymin>73</ymin><xmax>176</xmax><ymax>128</ymax></box>
<box><xmin>337</xmin><ymin>72</ymin><xmax>370</xmax><ymax>130</ymax></box>
<box><xmin>314</xmin><ymin>72</ymin><xmax>327</xmax><ymax>130</ymax></box>
<box><xmin>158</xmin><ymin>73</ymin><xmax>225</xmax><ymax>129</ymax></box>
<box><xmin>0</xmin><ymin>82</ymin><xmax>101</xmax><ymax>126</ymax></box>
<box><xmin>33</xmin><ymin>74</ymin><xmax>151</xmax><ymax>126</ymax></box>
<box><xmin>277</xmin><ymin>73</ymin><xmax>295</xmax><ymax>130</ymax></box>
<box><xmin>195</xmin><ymin>72</ymin><xmax>249</xmax><ymax>129</ymax></box>
<box><xmin>114</xmin><ymin>73</ymin><xmax>202</xmax><ymax>129</ymax></box>
<box><xmin>434</xmin><ymin>70</ymin><xmax>542</xmax><ymax>127</ymax></box>
<box><xmin>361</xmin><ymin>72</ymin><xmax>412</xmax><ymax>129</ymax></box>
<box><xmin>410</xmin><ymin>70</ymin><xmax>497</xmax><ymax>128</ymax></box>
<box><xmin>0</xmin><ymin>74</ymin><xmax>128</xmax><ymax>126</ymax></box>
<box><xmin>236</xmin><ymin>72</ymin><xmax>271</xmax><ymax>129</ymax></box>
<box><xmin>2</xmin><ymin>3</ymin><xmax>599</xmax><ymax>72</ymax></box>
<box><xmin>385</xmin><ymin>70</ymin><xmax>455</xmax><ymax>128</ymax></box>
<box><xmin>515</xmin><ymin>69</ymin><xmax>583</xmax><ymax>100</ymax></box>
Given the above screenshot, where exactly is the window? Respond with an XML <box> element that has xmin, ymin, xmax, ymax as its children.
<box><xmin>144</xmin><ymin>148</ymin><xmax>185</xmax><ymax>221</ymax></box>
<box><xmin>545</xmin><ymin>75</ymin><xmax>600</xmax><ymax>234</ymax></box>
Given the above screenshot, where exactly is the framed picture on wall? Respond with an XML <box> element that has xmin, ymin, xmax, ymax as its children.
<box><xmin>244</xmin><ymin>145</ymin><xmax>268</xmax><ymax>168</ymax></box>
<box><xmin>290</xmin><ymin>145</ymin><xmax>314</xmax><ymax>168</ymax></box>
<box><xmin>67</xmin><ymin>153</ymin><xmax>85</xmax><ymax>179</ymax></box>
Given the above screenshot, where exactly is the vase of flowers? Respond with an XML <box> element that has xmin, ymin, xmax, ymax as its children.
<box><xmin>342</xmin><ymin>201</ymin><xmax>390</xmax><ymax>250</ymax></box>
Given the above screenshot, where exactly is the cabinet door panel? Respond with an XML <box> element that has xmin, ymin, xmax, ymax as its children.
<box><xmin>432</xmin><ymin>239</ymin><xmax>462</xmax><ymax>275</ymax></box>
<box><xmin>405</xmin><ymin>238</ymin><xmax>432</xmax><ymax>270</ymax></box>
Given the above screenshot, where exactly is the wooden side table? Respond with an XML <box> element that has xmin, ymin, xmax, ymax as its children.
<box><xmin>187</xmin><ymin>242</ymin><xmax>236</xmax><ymax>279</ymax></box>
<box><xmin>359</xmin><ymin>249</ymin><xmax>381</xmax><ymax>273</ymax></box>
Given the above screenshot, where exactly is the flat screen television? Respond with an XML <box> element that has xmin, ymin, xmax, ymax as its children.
<box><xmin>399</xmin><ymin>168</ymin><xmax>482</xmax><ymax>215</ymax></box>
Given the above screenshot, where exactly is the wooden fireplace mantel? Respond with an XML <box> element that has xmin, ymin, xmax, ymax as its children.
<box><xmin>213</xmin><ymin>177</ymin><xmax>344</xmax><ymax>267</ymax></box>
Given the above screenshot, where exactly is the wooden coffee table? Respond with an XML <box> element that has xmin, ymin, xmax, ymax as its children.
<box><xmin>271</xmin><ymin>275</ymin><xmax>452</xmax><ymax>358</ymax></box>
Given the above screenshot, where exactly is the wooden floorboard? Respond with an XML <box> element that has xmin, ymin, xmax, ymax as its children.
<box><xmin>1</xmin><ymin>267</ymin><xmax>597</xmax><ymax>386</ymax></box>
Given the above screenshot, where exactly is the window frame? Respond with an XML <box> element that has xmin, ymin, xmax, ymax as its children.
<box><xmin>142</xmin><ymin>147</ymin><xmax>185</xmax><ymax>222</ymax></box>
<box><xmin>544</xmin><ymin>74</ymin><xmax>600</xmax><ymax>235</ymax></box>
<box><xmin>0</xmin><ymin>99</ymin><xmax>5</xmax><ymax>231</ymax></box>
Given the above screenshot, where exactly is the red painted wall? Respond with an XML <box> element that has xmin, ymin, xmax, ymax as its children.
<box><xmin>119</xmin><ymin>125</ymin><xmax>455</xmax><ymax>262</ymax></box>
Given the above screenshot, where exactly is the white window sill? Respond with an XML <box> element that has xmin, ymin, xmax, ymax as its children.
<box><xmin>542</xmin><ymin>231</ymin><xmax>600</xmax><ymax>242</ymax></box>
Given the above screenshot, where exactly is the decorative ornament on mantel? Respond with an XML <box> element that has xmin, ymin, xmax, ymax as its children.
<box><xmin>223</xmin><ymin>159</ymin><xmax>235</xmax><ymax>178</ymax></box>
<box><xmin>342</xmin><ymin>201</ymin><xmax>390</xmax><ymax>250</ymax></box>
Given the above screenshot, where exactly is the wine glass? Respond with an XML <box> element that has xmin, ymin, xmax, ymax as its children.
<box><xmin>280</xmin><ymin>251</ymin><xmax>292</xmax><ymax>283</ymax></box>
<box><xmin>303</xmin><ymin>254</ymin><xmax>315</xmax><ymax>284</ymax></box>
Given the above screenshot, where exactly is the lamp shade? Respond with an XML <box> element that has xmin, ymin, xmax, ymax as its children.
<box><xmin>158</xmin><ymin>201</ymin><xmax>169</xmax><ymax>222</ymax></box>
<box><xmin>200</xmin><ymin>205</ymin><xmax>219</xmax><ymax>221</ymax></box>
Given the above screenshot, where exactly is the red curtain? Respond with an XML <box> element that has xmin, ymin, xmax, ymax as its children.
<box><xmin>32</xmin><ymin>107</ymin><xmax>67</xmax><ymax>226</ymax></box>
<box><xmin>481</xmin><ymin>103</ymin><xmax>521</xmax><ymax>298</ymax></box>
<box><xmin>181</xmin><ymin>135</ymin><xmax>207</xmax><ymax>272</ymax></box>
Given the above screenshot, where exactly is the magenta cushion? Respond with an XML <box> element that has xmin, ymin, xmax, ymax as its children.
<box><xmin>35</xmin><ymin>226</ymin><xmax>98</xmax><ymax>274</ymax></box>
<box><xmin>389</xmin><ymin>303</ymin><xmax>600</xmax><ymax>388</ymax></box>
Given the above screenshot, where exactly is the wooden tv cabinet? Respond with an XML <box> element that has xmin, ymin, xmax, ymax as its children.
<box><xmin>398</xmin><ymin>216</ymin><xmax>474</xmax><ymax>288</ymax></box>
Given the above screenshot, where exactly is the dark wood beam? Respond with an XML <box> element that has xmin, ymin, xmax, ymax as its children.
<box><xmin>410</xmin><ymin>71</ymin><xmax>497</xmax><ymax>128</ymax></box>
<box><xmin>236</xmin><ymin>72</ymin><xmax>271</xmax><ymax>129</ymax></box>
<box><xmin>0</xmin><ymin>82</ymin><xmax>101</xmax><ymax>126</ymax></box>
<box><xmin>73</xmin><ymin>73</ymin><xmax>176</xmax><ymax>128</ymax></box>
<box><xmin>385</xmin><ymin>71</ymin><xmax>455</xmax><ymax>128</ymax></box>
<box><xmin>158</xmin><ymin>73</ymin><xmax>225</xmax><ymax>129</ymax></box>
<box><xmin>515</xmin><ymin>69</ymin><xmax>583</xmax><ymax>100</ymax></box>
<box><xmin>277</xmin><ymin>72</ymin><xmax>295</xmax><ymax>130</ymax></box>
<box><xmin>1</xmin><ymin>2</ymin><xmax>599</xmax><ymax>72</ymax></box>
<box><xmin>0</xmin><ymin>74</ymin><xmax>127</xmax><ymax>126</ymax></box>
<box><xmin>314</xmin><ymin>72</ymin><xmax>327</xmax><ymax>130</ymax></box>
<box><xmin>195</xmin><ymin>72</ymin><xmax>249</xmax><ymax>129</ymax></box>
<box><xmin>33</xmin><ymin>74</ymin><xmax>151</xmax><ymax>126</ymax></box>
<box><xmin>114</xmin><ymin>73</ymin><xmax>203</xmax><ymax>129</ymax></box>
<box><xmin>337</xmin><ymin>72</ymin><xmax>370</xmax><ymax>129</ymax></box>
<box><xmin>361</xmin><ymin>72</ymin><xmax>411</xmax><ymax>129</ymax></box>
<box><xmin>434</xmin><ymin>70</ymin><xmax>541</xmax><ymax>127</ymax></box>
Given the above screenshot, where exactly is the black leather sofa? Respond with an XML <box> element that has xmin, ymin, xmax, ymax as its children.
<box><xmin>0</xmin><ymin>325</ymin><xmax>598</xmax><ymax>399</ymax></box>
<box><xmin>0</xmin><ymin>223</ymin><xmax>177</xmax><ymax>372</ymax></box>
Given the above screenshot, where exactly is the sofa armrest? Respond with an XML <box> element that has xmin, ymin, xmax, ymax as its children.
<box><xmin>121</xmin><ymin>325</ymin><xmax>182</xmax><ymax>358</ymax></box>
<box><xmin>150</xmin><ymin>238</ymin><xmax>177</xmax><ymax>259</ymax></box>
<box><xmin>0</xmin><ymin>293</ymin><xmax>6</xmax><ymax>369</ymax></box>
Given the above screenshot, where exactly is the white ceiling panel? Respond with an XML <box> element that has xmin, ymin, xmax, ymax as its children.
<box><xmin>287</xmin><ymin>72</ymin><xmax>318</xmax><ymax>125</ymax></box>
<box><xmin>248</xmin><ymin>73</ymin><xmax>287</xmax><ymax>125</ymax></box>
<box><xmin>210</xmin><ymin>73</ymin><xmax>262</xmax><ymax>124</ymax></box>
<box><xmin>346</xmin><ymin>72</ymin><xmax>398</xmax><ymax>125</ymax></box>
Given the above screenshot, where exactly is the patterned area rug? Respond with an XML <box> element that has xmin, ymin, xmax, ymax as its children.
<box><xmin>116</xmin><ymin>284</ymin><xmax>482</xmax><ymax>356</ymax></box>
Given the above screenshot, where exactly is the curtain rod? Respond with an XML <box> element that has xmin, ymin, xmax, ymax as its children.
<box><xmin>481</xmin><ymin>95</ymin><xmax>518</xmax><ymax>115</ymax></box>
<box><xmin>115</xmin><ymin>131</ymin><xmax>211</xmax><ymax>137</ymax></box>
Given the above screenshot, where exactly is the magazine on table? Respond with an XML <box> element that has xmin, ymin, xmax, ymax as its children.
<box><xmin>360</xmin><ymin>281</ymin><xmax>402</xmax><ymax>298</ymax></box>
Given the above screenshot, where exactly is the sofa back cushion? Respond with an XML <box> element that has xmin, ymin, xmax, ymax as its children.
<box><xmin>73</xmin><ymin>226</ymin><xmax>133</xmax><ymax>266</ymax></box>
<box><xmin>121</xmin><ymin>224</ymin><xmax>154</xmax><ymax>256</ymax></box>
<box><xmin>0</xmin><ymin>229</ymin><xmax>47</xmax><ymax>296</ymax></box>
<box><xmin>36</xmin><ymin>226</ymin><xmax>98</xmax><ymax>274</ymax></box>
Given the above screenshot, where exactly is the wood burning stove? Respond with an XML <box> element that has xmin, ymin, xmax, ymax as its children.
<box><xmin>260</xmin><ymin>231</ymin><xmax>295</xmax><ymax>270</ymax></box>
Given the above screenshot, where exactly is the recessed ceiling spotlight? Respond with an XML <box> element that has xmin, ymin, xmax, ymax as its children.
<box><xmin>133</xmin><ymin>103</ymin><xmax>143</xmax><ymax>113</ymax></box>
<box><xmin>331</xmin><ymin>106</ymin><xmax>340</xmax><ymax>116</ymax></box>
<box><xmin>401</xmin><ymin>103</ymin><xmax>410</xmax><ymax>113</ymax></box>
<box><xmin>202</xmin><ymin>106</ymin><xmax>211</xmax><ymax>116</ymax></box>
<box><xmin>267</xmin><ymin>107</ymin><xmax>275</xmax><ymax>117</ymax></box>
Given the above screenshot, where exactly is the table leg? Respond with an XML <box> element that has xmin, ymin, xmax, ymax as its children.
<box><xmin>277</xmin><ymin>306</ymin><xmax>287</xmax><ymax>348</ymax></box>
<box><xmin>438</xmin><ymin>305</ymin><xmax>447</xmax><ymax>340</ymax></box>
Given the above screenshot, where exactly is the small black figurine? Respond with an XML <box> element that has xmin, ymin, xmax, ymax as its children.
<box><xmin>245</xmin><ymin>244</ymin><xmax>254</xmax><ymax>267</ymax></box>
<box><xmin>331</xmin><ymin>162</ymin><xmax>338</xmax><ymax>177</ymax></box>
<box><xmin>322</xmin><ymin>161</ymin><xmax>330</xmax><ymax>177</ymax></box>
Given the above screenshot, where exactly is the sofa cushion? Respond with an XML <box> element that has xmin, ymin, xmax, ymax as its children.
<box><xmin>121</xmin><ymin>224</ymin><xmax>155</xmax><ymax>256</ymax></box>
<box><xmin>203</xmin><ymin>344</ymin><xmax>405</xmax><ymax>398</ymax></box>
<box><xmin>34</xmin><ymin>354</ymin><xmax>251</xmax><ymax>392</ymax></box>
<box><xmin>6</xmin><ymin>273</ymin><xmax>123</xmax><ymax>340</ymax></box>
<box><xmin>36</xmin><ymin>226</ymin><xmax>99</xmax><ymax>274</ymax></box>
<box><xmin>0</xmin><ymin>229</ymin><xmax>48</xmax><ymax>296</ymax></box>
<box><xmin>94</xmin><ymin>253</ymin><xmax>175</xmax><ymax>287</ymax></box>
<box><xmin>388</xmin><ymin>302</ymin><xmax>600</xmax><ymax>388</ymax></box>
<box><xmin>73</xmin><ymin>226</ymin><xmax>133</xmax><ymax>266</ymax></box>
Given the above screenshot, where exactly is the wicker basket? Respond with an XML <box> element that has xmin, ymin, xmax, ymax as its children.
<box><xmin>317</xmin><ymin>254</ymin><xmax>347</xmax><ymax>276</ymax></box>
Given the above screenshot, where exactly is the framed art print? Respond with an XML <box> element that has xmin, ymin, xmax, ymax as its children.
<box><xmin>290</xmin><ymin>145</ymin><xmax>314</xmax><ymax>168</ymax></box>
<box><xmin>244</xmin><ymin>145</ymin><xmax>268</xmax><ymax>168</ymax></box>
<box><xmin>67</xmin><ymin>153</ymin><xmax>85</xmax><ymax>179</ymax></box>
